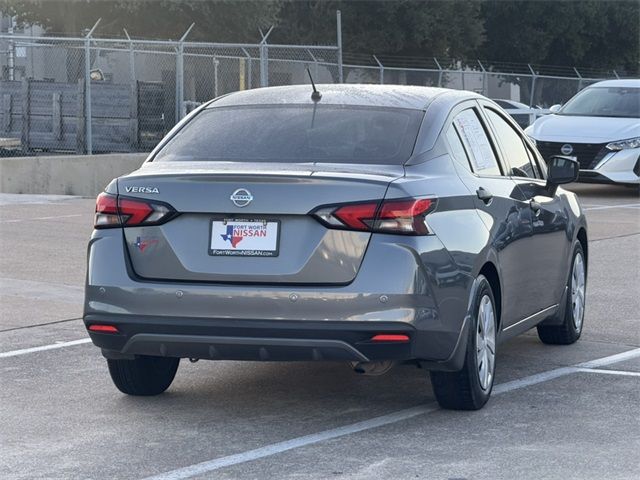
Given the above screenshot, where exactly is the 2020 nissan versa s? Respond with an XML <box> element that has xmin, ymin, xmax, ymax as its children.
<box><xmin>84</xmin><ymin>85</ymin><xmax>588</xmax><ymax>410</ymax></box>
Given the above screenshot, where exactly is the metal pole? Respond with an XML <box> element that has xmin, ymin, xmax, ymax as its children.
<box><xmin>8</xmin><ymin>16</ymin><xmax>15</xmax><ymax>80</ymax></box>
<box><xmin>527</xmin><ymin>64</ymin><xmax>537</xmax><ymax>107</ymax></box>
<box><xmin>123</xmin><ymin>29</ymin><xmax>137</xmax><ymax>150</ymax></box>
<box><xmin>123</xmin><ymin>29</ymin><xmax>135</xmax><ymax>84</ymax></box>
<box><xmin>175</xmin><ymin>44</ymin><xmax>182</xmax><ymax>122</ymax></box>
<box><xmin>373</xmin><ymin>55</ymin><xmax>383</xmax><ymax>85</ymax></box>
<box><xmin>478</xmin><ymin>60</ymin><xmax>487</xmax><ymax>96</ymax></box>
<box><xmin>336</xmin><ymin>10</ymin><xmax>343</xmax><ymax>83</ymax></box>
<box><xmin>213</xmin><ymin>56</ymin><xmax>219</xmax><ymax>97</ymax></box>
<box><xmin>433</xmin><ymin>57</ymin><xmax>443</xmax><ymax>87</ymax></box>
<box><xmin>241</xmin><ymin>48</ymin><xmax>252</xmax><ymax>89</ymax></box>
<box><xmin>238</xmin><ymin>57</ymin><xmax>246</xmax><ymax>91</ymax></box>
<box><xmin>613</xmin><ymin>70</ymin><xmax>620</xmax><ymax>79</ymax></box>
<box><xmin>259</xmin><ymin>43</ymin><xmax>268</xmax><ymax>87</ymax></box>
<box><xmin>176</xmin><ymin>23</ymin><xmax>195</xmax><ymax>121</ymax></box>
<box><xmin>573</xmin><ymin>67</ymin><xmax>583</xmax><ymax>91</ymax></box>
<box><xmin>259</xmin><ymin>26</ymin><xmax>274</xmax><ymax>88</ymax></box>
<box><xmin>84</xmin><ymin>18</ymin><xmax>101</xmax><ymax>155</ymax></box>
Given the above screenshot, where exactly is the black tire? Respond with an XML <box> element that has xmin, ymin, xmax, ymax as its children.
<box><xmin>430</xmin><ymin>275</ymin><xmax>497</xmax><ymax>410</ymax></box>
<box><xmin>107</xmin><ymin>355</ymin><xmax>179</xmax><ymax>396</ymax></box>
<box><xmin>537</xmin><ymin>242</ymin><xmax>586</xmax><ymax>345</ymax></box>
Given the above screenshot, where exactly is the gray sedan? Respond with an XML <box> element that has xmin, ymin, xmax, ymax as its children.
<box><xmin>85</xmin><ymin>84</ymin><xmax>588</xmax><ymax>410</ymax></box>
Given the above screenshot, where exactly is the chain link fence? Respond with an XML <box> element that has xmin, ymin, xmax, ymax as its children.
<box><xmin>341</xmin><ymin>54</ymin><xmax>625</xmax><ymax>109</ymax></box>
<box><xmin>0</xmin><ymin>32</ymin><xmax>627</xmax><ymax>157</ymax></box>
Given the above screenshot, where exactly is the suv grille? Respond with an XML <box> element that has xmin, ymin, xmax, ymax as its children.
<box><xmin>536</xmin><ymin>141</ymin><xmax>608</xmax><ymax>169</ymax></box>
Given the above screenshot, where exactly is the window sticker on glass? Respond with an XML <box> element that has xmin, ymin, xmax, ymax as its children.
<box><xmin>453</xmin><ymin>110</ymin><xmax>501</xmax><ymax>175</ymax></box>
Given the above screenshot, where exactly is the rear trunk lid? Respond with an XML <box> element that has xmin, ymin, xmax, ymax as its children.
<box><xmin>119</xmin><ymin>161</ymin><xmax>403</xmax><ymax>284</ymax></box>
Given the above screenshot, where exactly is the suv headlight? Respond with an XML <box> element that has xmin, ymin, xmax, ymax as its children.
<box><xmin>606</xmin><ymin>137</ymin><xmax>640</xmax><ymax>151</ymax></box>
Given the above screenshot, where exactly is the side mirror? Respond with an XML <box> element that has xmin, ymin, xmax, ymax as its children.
<box><xmin>549</xmin><ymin>104</ymin><xmax>562</xmax><ymax>114</ymax></box>
<box><xmin>545</xmin><ymin>155</ymin><xmax>579</xmax><ymax>195</ymax></box>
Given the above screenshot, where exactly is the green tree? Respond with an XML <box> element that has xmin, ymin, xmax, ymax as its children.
<box><xmin>1</xmin><ymin>0</ymin><xmax>485</xmax><ymax>59</ymax></box>
<box><xmin>3</xmin><ymin>0</ymin><xmax>637</xmax><ymax>76</ymax></box>
<box><xmin>0</xmin><ymin>0</ymin><xmax>280</xmax><ymax>42</ymax></box>
<box><xmin>481</xmin><ymin>0</ymin><xmax>640</xmax><ymax>75</ymax></box>
<box><xmin>273</xmin><ymin>0</ymin><xmax>485</xmax><ymax>59</ymax></box>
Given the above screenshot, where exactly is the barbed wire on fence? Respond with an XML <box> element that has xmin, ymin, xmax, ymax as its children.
<box><xmin>0</xmin><ymin>32</ymin><xmax>628</xmax><ymax>156</ymax></box>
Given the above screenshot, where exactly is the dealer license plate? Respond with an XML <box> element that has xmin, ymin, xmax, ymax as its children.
<box><xmin>209</xmin><ymin>219</ymin><xmax>280</xmax><ymax>257</ymax></box>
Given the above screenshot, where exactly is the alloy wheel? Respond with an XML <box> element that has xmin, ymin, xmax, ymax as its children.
<box><xmin>476</xmin><ymin>294</ymin><xmax>496</xmax><ymax>391</ymax></box>
<box><xmin>571</xmin><ymin>252</ymin><xmax>586</xmax><ymax>332</ymax></box>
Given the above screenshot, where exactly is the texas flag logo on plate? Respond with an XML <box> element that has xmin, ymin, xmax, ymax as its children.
<box><xmin>210</xmin><ymin>219</ymin><xmax>279</xmax><ymax>257</ymax></box>
<box><xmin>220</xmin><ymin>224</ymin><xmax>245</xmax><ymax>248</ymax></box>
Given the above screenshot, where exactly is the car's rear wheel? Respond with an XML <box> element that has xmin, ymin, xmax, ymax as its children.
<box><xmin>537</xmin><ymin>242</ymin><xmax>586</xmax><ymax>345</ymax></box>
<box><xmin>107</xmin><ymin>356</ymin><xmax>180</xmax><ymax>396</ymax></box>
<box><xmin>430</xmin><ymin>275</ymin><xmax>496</xmax><ymax>410</ymax></box>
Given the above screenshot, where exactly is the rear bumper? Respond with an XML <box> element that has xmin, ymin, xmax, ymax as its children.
<box><xmin>85</xmin><ymin>226</ymin><xmax>473</xmax><ymax>371</ymax></box>
<box><xmin>86</xmin><ymin>315</ymin><xmax>469</xmax><ymax>371</ymax></box>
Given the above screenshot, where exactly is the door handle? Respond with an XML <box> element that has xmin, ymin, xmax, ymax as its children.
<box><xmin>476</xmin><ymin>187</ymin><xmax>493</xmax><ymax>204</ymax></box>
<box><xmin>530</xmin><ymin>200</ymin><xmax>541</xmax><ymax>216</ymax></box>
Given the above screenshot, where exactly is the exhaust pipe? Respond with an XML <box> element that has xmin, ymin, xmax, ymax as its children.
<box><xmin>350</xmin><ymin>360</ymin><xmax>396</xmax><ymax>376</ymax></box>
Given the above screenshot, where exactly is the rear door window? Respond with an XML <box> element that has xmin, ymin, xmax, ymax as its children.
<box><xmin>445</xmin><ymin>124</ymin><xmax>472</xmax><ymax>172</ymax></box>
<box><xmin>524</xmin><ymin>142</ymin><xmax>543</xmax><ymax>178</ymax></box>
<box><xmin>452</xmin><ymin>109</ymin><xmax>502</xmax><ymax>176</ymax></box>
<box><xmin>484</xmin><ymin>108</ymin><xmax>539</xmax><ymax>179</ymax></box>
<box><xmin>154</xmin><ymin>105</ymin><xmax>424</xmax><ymax>165</ymax></box>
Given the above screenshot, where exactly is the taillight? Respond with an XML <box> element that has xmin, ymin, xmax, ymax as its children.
<box><xmin>376</xmin><ymin>198</ymin><xmax>434</xmax><ymax>235</ymax></box>
<box><xmin>312</xmin><ymin>197</ymin><xmax>436</xmax><ymax>235</ymax></box>
<box><xmin>94</xmin><ymin>192</ymin><xmax>176</xmax><ymax>229</ymax></box>
<box><xmin>334</xmin><ymin>202</ymin><xmax>378</xmax><ymax>231</ymax></box>
<box><xmin>118</xmin><ymin>197</ymin><xmax>153</xmax><ymax>225</ymax></box>
<box><xmin>95</xmin><ymin>192</ymin><xmax>120</xmax><ymax>228</ymax></box>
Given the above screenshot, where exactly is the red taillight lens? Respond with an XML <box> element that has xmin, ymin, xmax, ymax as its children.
<box><xmin>333</xmin><ymin>202</ymin><xmax>379</xmax><ymax>231</ymax></box>
<box><xmin>312</xmin><ymin>197</ymin><xmax>436</xmax><ymax>235</ymax></box>
<box><xmin>118</xmin><ymin>197</ymin><xmax>154</xmax><ymax>225</ymax></box>
<box><xmin>378</xmin><ymin>198</ymin><xmax>433</xmax><ymax>219</ymax></box>
<box><xmin>95</xmin><ymin>192</ymin><xmax>120</xmax><ymax>228</ymax></box>
<box><xmin>94</xmin><ymin>193</ymin><xmax>176</xmax><ymax>229</ymax></box>
<box><xmin>375</xmin><ymin>198</ymin><xmax>434</xmax><ymax>235</ymax></box>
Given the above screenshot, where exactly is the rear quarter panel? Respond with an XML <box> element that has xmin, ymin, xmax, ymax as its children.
<box><xmin>384</xmin><ymin>154</ymin><xmax>489</xmax><ymax>336</ymax></box>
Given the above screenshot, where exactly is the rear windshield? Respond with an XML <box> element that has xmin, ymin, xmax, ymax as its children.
<box><xmin>559</xmin><ymin>86</ymin><xmax>640</xmax><ymax>118</ymax></box>
<box><xmin>153</xmin><ymin>105</ymin><xmax>424</xmax><ymax>165</ymax></box>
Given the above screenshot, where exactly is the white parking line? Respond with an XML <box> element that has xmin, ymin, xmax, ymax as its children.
<box><xmin>577</xmin><ymin>347</ymin><xmax>640</xmax><ymax>368</ymax></box>
<box><xmin>0</xmin><ymin>193</ymin><xmax>83</xmax><ymax>206</ymax></box>
<box><xmin>575</xmin><ymin>367</ymin><xmax>640</xmax><ymax>377</ymax></box>
<box><xmin>154</xmin><ymin>404</ymin><xmax>440</xmax><ymax>480</ymax></box>
<box><xmin>1</xmin><ymin>337</ymin><xmax>637</xmax><ymax>480</ymax></box>
<box><xmin>141</xmin><ymin>347</ymin><xmax>640</xmax><ymax>480</ymax></box>
<box><xmin>584</xmin><ymin>203</ymin><xmax>640</xmax><ymax>211</ymax></box>
<box><xmin>491</xmin><ymin>366</ymin><xmax>577</xmax><ymax>394</ymax></box>
<box><xmin>0</xmin><ymin>277</ymin><xmax>84</xmax><ymax>304</ymax></box>
<box><xmin>0</xmin><ymin>213</ymin><xmax>83</xmax><ymax>223</ymax></box>
<box><xmin>0</xmin><ymin>338</ymin><xmax>91</xmax><ymax>358</ymax></box>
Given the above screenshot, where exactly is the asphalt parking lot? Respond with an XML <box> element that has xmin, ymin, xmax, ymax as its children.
<box><xmin>1</xmin><ymin>184</ymin><xmax>639</xmax><ymax>480</ymax></box>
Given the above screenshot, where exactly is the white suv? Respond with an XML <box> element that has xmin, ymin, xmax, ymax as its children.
<box><xmin>525</xmin><ymin>79</ymin><xmax>639</xmax><ymax>186</ymax></box>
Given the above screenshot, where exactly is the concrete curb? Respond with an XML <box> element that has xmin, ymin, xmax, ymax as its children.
<box><xmin>0</xmin><ymin>153</ymin><xmax>148</xmax><ymax>196</ymax></box>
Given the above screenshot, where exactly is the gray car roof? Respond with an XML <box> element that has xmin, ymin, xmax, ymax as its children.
<box><xmin>209</xmin><ymin>84</ymin><xmax>479</xmax><ymax>110</ymax></box>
